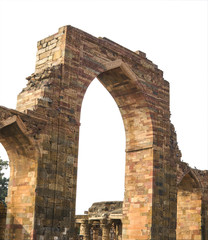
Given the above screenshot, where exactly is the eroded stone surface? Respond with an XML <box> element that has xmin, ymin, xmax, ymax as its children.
<box><xmin>0</xmin><ymin>25</ymin><xmax>207</xmax><ymax>240</ymax></box>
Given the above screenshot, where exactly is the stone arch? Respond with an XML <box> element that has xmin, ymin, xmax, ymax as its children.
<box><xmin>177</xmin><ymin>169</ymin><xmax>202</xmax><ymax>188</ymax></box>
<box><xmin>0</xmin><ymin>115</ymin><xmax>39</xmax><ymax>240</ymax></box>
<box><xmin>71</xmin><ymin>59</ymin><xmax>155</xmax><ymax>239</ymax></box>
<box><xmin>176</xmin><ymin>170</ymin><xmax>202</xmax><ymax>240</ymax></box>
<box><xmin>76</xmin><ymin>77</ymin><xmax>126</xmax><ymax>214</ymax></box>
<box><xmin>3</xmin><ymin>25</ymin><xmax>178</xmax><ymax>240</ymax></box>
<box><xmin>79</xmin><ymin>59</ymin><xmax>154</xmax><ymax>150</ymax></box>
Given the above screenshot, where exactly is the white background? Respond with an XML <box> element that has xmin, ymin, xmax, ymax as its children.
<box><xmin>0</xmin><ymin>0</ymin><xmax>207</xmax><ymax>214</ymax></box>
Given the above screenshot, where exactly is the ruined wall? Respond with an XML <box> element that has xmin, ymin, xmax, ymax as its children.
<box><xmin>15</xmin><ymin>25</ymin><xmax>178</xmax><ymax>240</ymax></box>
<box><xmin>0</xmin><ymin>25</ymin><xmax>207</xmax><ymax>240</ymax></box>
<box><xmin>76</xmin><ymin>201</ymin><xmax>123</xmax><ymax>240</ymax></box>
<box><xmin>17</xmin><ymin>27</ymin><xmax>66</xmax><ymax>113</ymax></box>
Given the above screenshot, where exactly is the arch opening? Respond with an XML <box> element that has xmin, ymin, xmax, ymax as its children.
<box><xmin>0</xmin><ymin>143</ymin><xmax>9</xmax><ymax>239</ymax></box>
<box><xmin>76</xmin><ymin>78</ymin><xmax>126</xmax><ymax>215</ymax></box>
<box><xmin>75</xmin><ymin>63</ymin><xmax>154</xmax><ymax>240</ymax></box>
<box><xmin>0</xmin><ymin>143</ymin><xmax>9</xmax><ymax>196</ymax></box>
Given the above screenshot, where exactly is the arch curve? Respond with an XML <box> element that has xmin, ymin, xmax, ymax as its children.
<box><xmin>97</xmin><ymin>63</ymin><xmax>153</xmax><ymax>151</ymax></box>
<box><xmin>177</xmin><ymin>168</ymin><xmax>203</xmax><ymax>189</ymax></box>
<box><xmin>0</xmin><ymin>115</ymin><xmax>39</xmax><ymax>159</ymax></box>
<box><xmin>0</xmin><ymin>114</ymin><xmax>39</xmax><ymax>239</ymax></box>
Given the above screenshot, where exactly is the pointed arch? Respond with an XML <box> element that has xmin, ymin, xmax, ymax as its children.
<box><xmin>96</xmin><ymin>61</ymin><xmax>154</xmax><ymax>151</ymax></box>
<box><xmin>0</xmin><ymin>114</ymin><xmax>39</xmax><ymax>239</ymax></box>
<box><xmin>76</xmin><ymin>78</ymin><xmax>126</xmax><ymax>214</ymax></box>
<box><xmin>74</xmin><ymin>59</ymin><xmax>155</xmax><ymax>239</ymax></box>
<box><xmin>177</xmin><ymin>169</ymin><xmax>203</xmax><ymax>189</ymax></box>
<box><xmin>0</xmin><ymin>115</ymin><xmax>39</xmax><ymax>158</ymax></box>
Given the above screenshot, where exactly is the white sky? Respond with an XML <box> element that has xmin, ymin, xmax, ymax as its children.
<box><xmin>0</xmin><ymin>0</ymin><xmax>207</xmax><ymax>214</ymax></box>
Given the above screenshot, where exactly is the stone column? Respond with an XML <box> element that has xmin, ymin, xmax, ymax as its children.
<box><xmin>118</xmin><ymin>222</ymin><xmax>122</xmax><ymax>240</ymax></box>
<box><xmin>101</xmin><ymin>220</ymin><xmax>110</xmax><ymax>240</ymax></box>
<box><xmin>92</xmin><ymin>221</ymin><xmax>100</xmax><ymax>240</ymax></box>
<box><xmin>115</xmin><ymin>223</ymin><xmax>119</xmax><ymax>240</ymax></box>
<box><xmin>80</xmin><ymin>220</ymin><xmax>90</xmax><ymax>240</ymax></box>
<box><xmin>111</xmin><ymin>222</ymin><xmax>116</xmax><ymax>240</ymax></box>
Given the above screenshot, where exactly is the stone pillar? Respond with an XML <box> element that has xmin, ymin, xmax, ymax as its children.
<box><xmin>80</xmin><ymin>220</ymin><xmax>90</xmax><ymax>240</ymax></box>
<box><xmin>115</xmin><ymin>223</ymin><xmax>119</xmax><ymax>240</ymax></box>
<box><xmin>92</xmin><ymin>221</ymin><xmax>100</xmax><ymax>240</ymax></box>
<box><xmin>101</xmin><ymin>220</ymin><xmax>110</xmax><ymax>240</ymax></box>
<box><xmin>118</xmin><ymin>222</ymin><xmax>122</xmax><ymax>240</ymax></box>
<box><xmin>109</xmin><ymin>222</ymin><xmax>115</xmax><ymax>240</ymax></box>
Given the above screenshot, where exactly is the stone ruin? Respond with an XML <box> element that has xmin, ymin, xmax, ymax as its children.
<box><xmin>0</xmin><ymin>25</ymin><xmax>207</xmax><ymax>240</ymax></box>
<box><xmin>75</xmin><ymin>202</ymin><xmax>122</xmax><ymax>240</ymax></box>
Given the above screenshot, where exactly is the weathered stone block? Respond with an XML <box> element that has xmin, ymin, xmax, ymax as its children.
<box><xmin>0</xmin><ymin>25</ymin><xmax>207</xmax><ymax>240</ymax></box>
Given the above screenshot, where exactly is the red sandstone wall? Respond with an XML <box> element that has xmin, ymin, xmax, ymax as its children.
<box><xmin>177</xmin><ymin>174</ymin><xmax>202</xmax><ymax>240</ymax></box>
<box><xmin>1</xmin><ymin>25</ymin><xmax>207</xmax><ymax>240</ymax></box>
<box><xmin>177</xmin><ymin>162</ymin><xmax>208</xmax><ymax>239</ymax></box>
